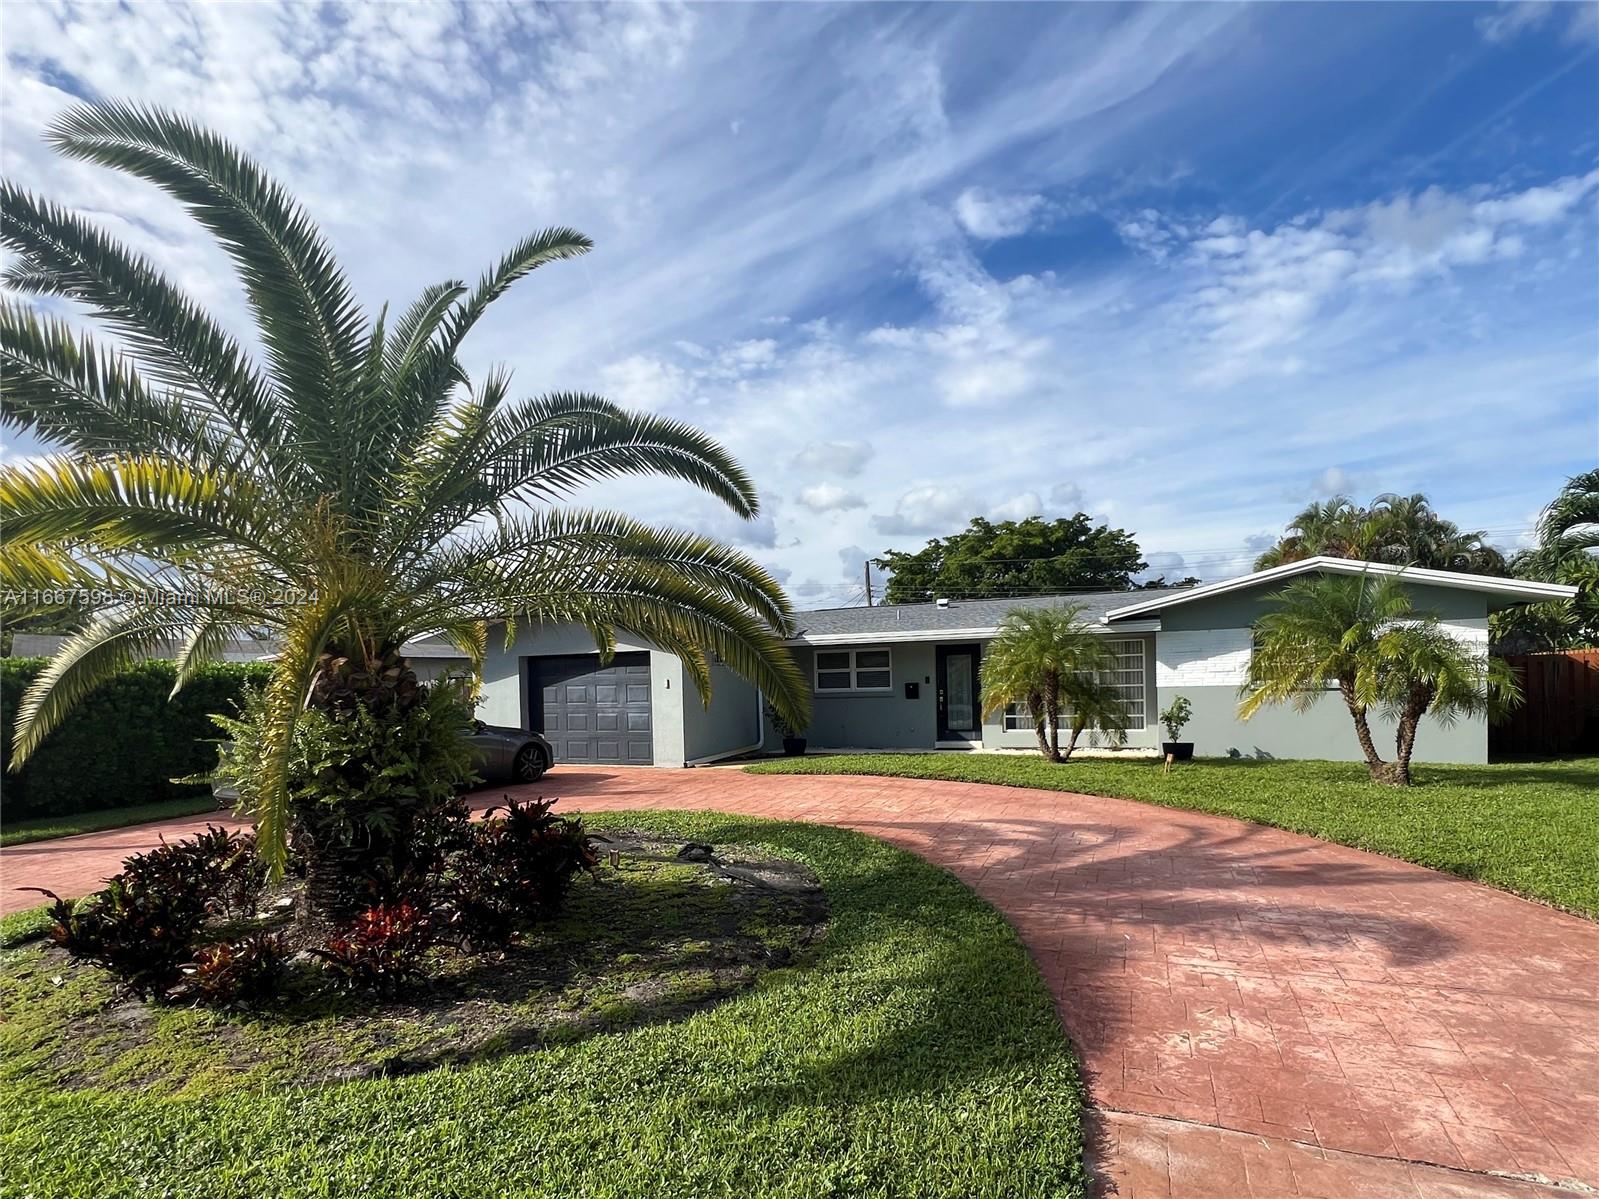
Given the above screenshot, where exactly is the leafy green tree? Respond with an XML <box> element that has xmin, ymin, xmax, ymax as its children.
<box><xmin>978</xmin><ymin>605</ymin><xmax>1127</xmax><ymax>761</ymax></box>
<box><xmin>1</xmin><ymin>102</ymin><xmax>809</xmax><ymax>908</ymax></box>
<box><xmin>1239</xmin><ymin>573</ymin><xmax>1518</xmax><ymax>785</ymax></box>
<box><xmin>1255</xmin><ymin>493</ymin><xmax>1506</xmax><ymax>574</ymax></box>
<box><xmin>875</xmin><ymin>515</ymin><xmax>1146</xmax><ymax>604</ymax></box>
<box><xmin>1494</xmin><ymin>469</ymin><xmax>1599</xmax><ymax>650</ymax></box>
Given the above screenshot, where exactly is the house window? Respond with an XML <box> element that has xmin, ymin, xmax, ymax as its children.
<box><xmin>815</xmin><ymin>647</ymin><xmax>892</xmax><ymax>692</ymax></box>
<box><xmin>1007</xmin><ymin>640</ymin><xmax>1147</xmax><ymax>732</ymax></box>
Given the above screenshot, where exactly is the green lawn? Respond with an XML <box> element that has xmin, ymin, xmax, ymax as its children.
<box><xmin>0</xmin><ymin>796</ymin><xmax>227</xmax><ymax>847</ymax></box>
<box><xmin>1</xmin><ymin>812</ymin><xmax>1086</xmax><ymax>1198</ymax></box>
<box><xmin>745</xmin><ymin>755</ymin><xmax>1599</xmax><ymax>918</ymax></box>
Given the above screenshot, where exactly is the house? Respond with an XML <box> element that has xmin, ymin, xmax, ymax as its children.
<box><xmin>469</xmin><ymin>556</ymin><xmax>1578</xmax><ymax>767</ymax></box>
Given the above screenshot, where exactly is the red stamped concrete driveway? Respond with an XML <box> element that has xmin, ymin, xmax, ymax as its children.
<box><xmin>4</xmin><ymin>767</ymin><xmax>1596</xmax><ymax>1199</ymax></box>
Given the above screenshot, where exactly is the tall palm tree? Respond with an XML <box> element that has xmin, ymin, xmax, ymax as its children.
<box><xmin>979</xmin><ymin>605</ymin><xmax>1127</xmax><ymax>761</ymax></box>
<box><xmin>1255</xmin><ymin>492</ymin><xmax>1506</xmax><ymax>575</ymax></box>
<box><xmin>1239</xmin><ymin>572</ymin><xmax>1516</xmax><ymax>785</ymax></box>
<box><xmin>1</xmin><ymin>101</ymin><xmax>810</xmax><ymax>893</ymax></box>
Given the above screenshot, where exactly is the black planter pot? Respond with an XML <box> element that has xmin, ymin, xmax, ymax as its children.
<box><xmin>1162</xmin><ymin>742</ymin><xmax>1194</xmax><ymax>762</ymax></box>
<box><xmin>781</xmin><ymin>737</ymin><xmax>808</xmax><ymax>757</ymax></box>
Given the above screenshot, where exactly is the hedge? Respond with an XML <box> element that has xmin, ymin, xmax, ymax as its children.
<box><xmin>0</xmin><ymin>658</ymin><xmax>273</xmax><ymax>821</ymax></box>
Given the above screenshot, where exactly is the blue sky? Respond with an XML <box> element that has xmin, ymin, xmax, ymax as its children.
<box><xmin>3</xmin><ymin>1</ymin><xmax>1596</xmax><ymax>606</ymax></box>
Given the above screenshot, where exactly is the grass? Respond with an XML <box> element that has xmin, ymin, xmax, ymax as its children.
<box><xmin>0</xmin><ymin>796</ymin><xmax>226</xmax><ymax>847</ymax></box>
<box><xmin>745</xmin><ymin>754</ymin><xmax>1599</xmax><ymax>918</ymax></box>
<box><xmin>0</xmin><ymin>811</ymin><xmax>1086</xmax><ymax>1198</ymax></box>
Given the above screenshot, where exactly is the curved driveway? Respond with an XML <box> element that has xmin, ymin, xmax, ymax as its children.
<box><xmin>4</xmin><ymin>765</ymin><xmax>1596</xmax><ymax>1198</ymax></box>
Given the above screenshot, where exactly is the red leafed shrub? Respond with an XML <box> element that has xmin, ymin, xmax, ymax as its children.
<box><xmin>314</xmin><ymin>901</ymin><xmax>436</xmax><ymax>995</ymax></box>
<box><xmin>182</xmin><ymin>933</ymin><xmax>289</xmax><ymax>1004</ymax></box>
<box><xmin>446</xmin><ymin>798</ymin><xmax>598</xmax><ymax>947</ymax></box>
<box><xmin>122</xmin><ymin>825</ymin><xmax>266</xmax><ymax>919</ymax></box>
<box><xmin>23</xmin><ymin>877</ymin><xmax>209</xmax><ymax>999</ymax></box>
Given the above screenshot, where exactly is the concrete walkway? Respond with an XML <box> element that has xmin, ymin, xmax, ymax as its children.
<box><xmin>4</xmin><ymin>766</ymin><xmax>1595</xmax><ymax>1198</ymax></box>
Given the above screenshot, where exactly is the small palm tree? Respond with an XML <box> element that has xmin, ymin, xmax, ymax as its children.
<box><xmin>979</xmin><ymin>606</ymin><xmax>1127</xmax><ymax>761</ymax></box>
<box><xmin>1239</xmin><ymin>572</ymin><xmax>1517</xmax><ymax>785</ymax></box>
<box><xmin>1</xmin><ymin>102</ymin><xmax>810</xmax><ymax>899</ymax></box>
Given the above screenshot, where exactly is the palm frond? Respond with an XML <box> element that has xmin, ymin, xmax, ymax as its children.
<box><xmin>1</xmin><ymin>454</ymin><xmax>278</xmax><ymax>561</ymax></box>
<box><xmin>1</xmin><ymin>300</ymin><xmax>225</xmax><ymax>461</ymax></box>
<box><xmin>9</xmin><ymin>606</ymin><xmax>182</xmax><ymax>764</ymax></box>
<box><xmin>0</xmin><ymin>182</ymin><xmax>286</xmax><ymax>470</ymax></box>
<box><xmin>46</xmin><ymin>101</ymin><xmax>367</xmax><ymax>481</ymax></box>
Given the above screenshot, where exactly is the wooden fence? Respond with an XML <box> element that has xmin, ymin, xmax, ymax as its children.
<box><xmin>1491</xmin><ymin>649</ymin><xmax>1599</xmax><ymax>757</ymax></box>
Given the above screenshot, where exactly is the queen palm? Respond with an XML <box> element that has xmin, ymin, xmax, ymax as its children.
<box><xmin>979</xmin><ymin>605</ymin><xmax>1128</xmax><ymax>762</ymax></box>
<box><xmin>1239</xmin><ymin>572</ymin><xmax>1517</xmax><ymax>785</ymax></box>
<box><xmin>1</xmin><ymin>101</ymin><xmax>810</xmax><ymax>894</ymax></box>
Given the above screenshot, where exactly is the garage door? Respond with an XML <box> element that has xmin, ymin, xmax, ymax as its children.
<box><xmin>531</xmin><ymin>653</ymin><xmax>653</xmax><ymax>765</ymax></box>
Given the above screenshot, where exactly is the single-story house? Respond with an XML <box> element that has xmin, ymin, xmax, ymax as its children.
<box><xmin>476</xmin><ymin>556</ymin><xmax>1575</xmax><ymax>767</ymax></box>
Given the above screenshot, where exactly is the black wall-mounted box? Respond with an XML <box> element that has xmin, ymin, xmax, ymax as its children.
<box><xmin>904</xmin><ymin>682</ymin><xmax>919</xmax><ymax>699</ymax></box>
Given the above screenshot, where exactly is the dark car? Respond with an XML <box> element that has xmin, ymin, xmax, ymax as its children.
<box><xmin>464</xmin><ymin>720</ymin><xmax>553</xmax><ymax>783</ymax></box>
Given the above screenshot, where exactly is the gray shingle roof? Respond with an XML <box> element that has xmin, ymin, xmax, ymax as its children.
<box><xmin>789</xmin><ymin>589</ymin><xmax>1186</xmax><ymax>641</ymax></box>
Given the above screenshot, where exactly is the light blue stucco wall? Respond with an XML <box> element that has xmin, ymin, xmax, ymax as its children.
<box><xmin>762</xmin><ymin>642</ymin><xmax>941</xmax><ymax>749</ymax></box>
<box><xmin>479</xmin><ymin>623</ymin><xmax>689</xmax><ymax>767</ymax></box>
<box><xmin>682</xmin><ymin>660</ymin><xmax>761</xmax><ymax>762</ymax></box>
<box><xmin>1139</xmin><ymin>579</ymin><xmax>1492</xmax><ymax>764</ymax></box>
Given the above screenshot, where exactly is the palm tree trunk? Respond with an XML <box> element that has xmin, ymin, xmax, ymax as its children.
<box><xmin>295</xmin><ymin>642</ymin><xmax>426</xmax><ymax>924</ymax></box>
<box><xmin>1338</xmin><ymin>679</ymin><xmax>1387</xmax><ymax>781</ymax></box>
<box><xmin>1061</xmin><ymin>718</ymin><xmax>1084</xmax><ymax>761</ymax></box>
<box><xmin>1383</xmin><ymin>684</ymin><xmax>1435</xmax><ymax>788</ymax></box>
<box><xmin>1045</xmin><ymin>681</ymin><xmax>1063</xmax><ymax>763</ymax></box>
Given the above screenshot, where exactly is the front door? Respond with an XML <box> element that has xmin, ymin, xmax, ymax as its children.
<box><xmin>936</xmin><ymin>644</ymin><xmax>981</xmax><ymax>742</ymax></box>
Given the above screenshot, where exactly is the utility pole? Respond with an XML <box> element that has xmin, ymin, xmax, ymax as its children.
<box><xmin>863</xmin><ymin>560</ymin><xmax>874</xmax><ymax>607</ymax></box>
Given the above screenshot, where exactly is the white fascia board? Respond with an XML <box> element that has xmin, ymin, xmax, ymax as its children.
<box><xmin>783</xmin><ymin>618</ymin><xmax>1160</xmax><ymax>647</ymax></box>
<box><xmin>1104</xmin><ymin>557</ymin><xmax>1578</xmax><ymax>621</ymax></box>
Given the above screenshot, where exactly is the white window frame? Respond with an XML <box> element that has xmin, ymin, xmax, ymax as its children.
<box><xmin>1004</xmin><ymin>702</ymin><xmax>1032</xmax><ymax>732</ymax></box>
<box><xmin>814</xmin><ymin>646</ymin><xmax>893</xmax><ymax>693</ymax></box>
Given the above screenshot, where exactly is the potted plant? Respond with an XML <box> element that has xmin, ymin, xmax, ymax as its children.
<box><xmin>1159</xmin><ymin>695</ymin><xmax>1195</xmax><ymax>762</ymax></box>
<box><xmin>766</xmin><ymin>702</ymin><xmax>807</xmax><ymax>756</ymax></box>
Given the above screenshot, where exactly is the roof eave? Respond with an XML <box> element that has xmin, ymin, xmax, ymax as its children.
<box><xmin>1104</xmin><ymin>556</ymin><xmax>1580</xmax><ymax>621</ymax></box>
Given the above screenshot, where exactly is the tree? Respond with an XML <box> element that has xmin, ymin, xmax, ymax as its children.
<box><xmin>1239</xmin><ymin>573</ymin><xmax>1517</xmax><ymax>786</ymax></box>
<box><xmin>1</xmin><ymin>101</ymin><xmax>810</xmax><ymax>912</ymax></box>
<box><xmin>1255</xmin><ymin>493</ymin><xmax>1506</xmax><ymax>575</ymax></box>
<box><xmin>1494</xmin><ymin>469</ymin><xmax>1599</xmax><ymax>650</ymax></box>
<box><xmin>978</xmin><ymin>605</ymin><xmax>1128</xmax><ymax>761</ymax></box>
<box><xmin>875</xmin><ymin>515</ymin><xmax>1146</xmax><ymax>604</ymax></box>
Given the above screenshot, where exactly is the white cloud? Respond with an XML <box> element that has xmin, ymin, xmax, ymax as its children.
<box><xmin>1049</xmin><ymin>482</ymin><xmax>1087</xmax><ymax>512</ymax></box>
<box><xmin>1308</xmin><ymin>467</ymin><xmax>1358</xmax><ymax>498</ymax></box>
<box><xmin>988</xmin><ymin>491</ymin><xmax>1045</xmax><ymax>522</ymax></box>
<box><xmin>953</xmin><ymin>187</ymin><xmax>1047</xmax><ymax>239</ymax></box>
<box><xmin>599</xmin><ymin>354</ymin><xmax>691</xmax><ymax>410</ymax></box>
<box><xmin>792</xmin><ymin>440</ymin><xmax>874</xmax><ymax>477</ymax></box>
<box><xmin>1118</xmin><ymin>170</ymin><xmax>1599</xmax><ymax>385</ymax></box>
<box><xmin>796</xmin><ymin>482</ymin><xmax>866</xmax><ymax>513</ymax></box>
<box><xmin>1477</xmin><ymin>1</ymin><xmax>1599</xmax><ymax>44</ymax></box>
<box><xmin>872</xmin><ymin>485</ymin><xmax>980</xmax><ymax>536</ymax></box>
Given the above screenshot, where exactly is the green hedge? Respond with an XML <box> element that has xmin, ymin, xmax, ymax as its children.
<box><xmin>0</xmin><ymin>658</ymin><xmax>273</xmax><ymax>821</ymax></box>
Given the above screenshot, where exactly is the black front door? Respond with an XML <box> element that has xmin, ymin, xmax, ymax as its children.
<box><xmin>936</xmin><ymin>645</ymin><xmax>981</xmax><ymax>741</ymax></box>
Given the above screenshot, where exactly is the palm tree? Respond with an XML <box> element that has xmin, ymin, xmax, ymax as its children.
<box><xmin>1</xmin><ymin>102</ymin><xmax>810</xmax><ymax>905</ymax></box>
<box><xmin>1496</xmin><ymin>469</ymin><xmax>1599</xmax><ymax>650</ymax></box>
<box><xmin>979</xmin><ymin>605</ymin><xmax>1127</xmax><ymax>761</ymax></box>
<box><xmin>1253</xmin><ymin>497</ymin><xmax>1371</xmax><ymax>568</ymax></box>
<box><xmin>1239</xmin><ymin>572</ymin><xmax>1517</xmax><ymax>785</ymax></box>
<box><xmin>1255</xmin><ymin>493</ymin><xmax>1505</xmax><ymax>574</ymax></box>
<box><xmin>1366</xmin><ymin>493</ymin><xmax>1506</xmax><ymax>574</ymax></box>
